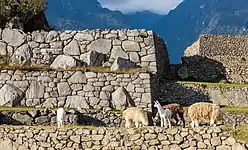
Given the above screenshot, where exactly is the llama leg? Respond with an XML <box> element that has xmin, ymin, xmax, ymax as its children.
<box><xmin>160</xmin><ymin>118</ymin><xmax>164</xmax><ymax>127</ymax></box>
<box><xmin>195</xmin><ymin>121</ymin><xmax>199</xmax><ymax>127</ymax></box>
<box><xmin>167</xmin><ymin>118</ymin><xmax>171</xmax><ymax>128</ymax></box>
<box><xmin>135</xmin><ymin>121</ymin><xmax>139</xmax><ymax>128</ymax></box>
<box><xmin>191</xmin><ymin>121</ymin><xmax>195</xmax><ymax>128</ymax></box>
<box><xmin>210</xmin><ymin>119</ymin><xmax>215</xmax><ymax>126</ymax></box>
<box><xmin>125</xmin><ymin>120</ymin><xmax>130</xmax><ymax>128</ymax></box>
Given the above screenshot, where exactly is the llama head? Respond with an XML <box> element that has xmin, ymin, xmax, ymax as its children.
<box><xmin>154</xmin><ymin>100</ymin><xmax>161</xmax><ymax>108</ymax></box>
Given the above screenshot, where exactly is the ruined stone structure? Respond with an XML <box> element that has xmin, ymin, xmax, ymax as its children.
<box><xmin>0</xmin><ymin>28</ymin><xmax>170</xmax><ymax>113</ymax></box>
<box><xmin>0</xmin><ymin>28</ymin><xmax>169</xmax><ymax>75</ymax></box>
<box><xmin>181</xmin><ymin>34</ymin><xmax>248</xmax><ymax>83</ymax></box>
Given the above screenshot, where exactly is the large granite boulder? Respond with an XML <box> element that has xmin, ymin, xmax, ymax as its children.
<box><xmin>111</xmin><ymin>87</ymin><xmax>135</xmax><ymax>110</ymax></box>
<box><xmin>26</xmin><ymin>81</ymin><xmax>45</xmax><ymax>99</ymax></box>
<box><xmin>10</xmin><ymin>44</ymin><xmax>31</xmax><ymax>66</ymax></box>
<box><xmin>0</xmin><ymin>84</ymin><xmax>24</xmax><ymax>107</ymax></box>
<box><xmin>50</xmin><ymin>55</ymin><xmax>77</xmax><ymax>69</ymax></box>
<box><xmin>65</xmin><ymin>96</ymin><xmax>89</xmax><ymax>109</ymax></box>
<box><xmin>80</xmin><ymin>51</ymin><xmax>106</xmax><ymax>66</ymax></box>
<box><xmin>2</xmin><ymin>28</ymin><xmax>26</xmax><ymax>47</ymax></box>
<box><xmin>110</xmin><ymin>57</ymin><xmax>136</xmax><ymax>71</ymax></box>
<box><xmin>88</xmin><ymin>38</ymin><xmax>111</xmax><ymax>54</ymax></box>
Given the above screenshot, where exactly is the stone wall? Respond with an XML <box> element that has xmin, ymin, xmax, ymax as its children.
<box><xmin>0</xmin><ymin>108</ymin><xmax>123</xmax><ymax>127</ymax></box>
<box><xmin>0</xmin><ymin>126</ymin><xmax>246</xmax><ymax>150</ymax></box>
<box><xmin>0</xmin><ymin>69</ymin><xmax>153</xmax><ymax>110</ymax></box>
<box><xmin>0</xmin><ymin>28</ymin><xmax>169</xmax><ymax>75</ymax></box>
<box><xmin>182</xmin><ymin>34</ymin><xmax>248</xmax><ymax>83</ymax></box>
<box><xmin>158</xmin><ymin>81</ymin><xmax>248</xmax><ymax>107</ymax></box>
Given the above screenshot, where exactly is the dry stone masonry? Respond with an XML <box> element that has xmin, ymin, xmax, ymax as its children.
<box><xmin>0</xmin><ymin>70</ymin><xmax>152</xmax><ymax>110</ymax></box>
<box><xmin>0</xmin><ymin>28</ymin><xmax>169</xmax><ymax>75</ymax></box>
<box><xmin>181</xmin><ymin>35</ymin><xmax>248</xmax><ymax>83</ymax></box>
<box><xmin>0</xmin><ymin>126</ymin><xmax>246</xmax><ymax>150</ymax></box>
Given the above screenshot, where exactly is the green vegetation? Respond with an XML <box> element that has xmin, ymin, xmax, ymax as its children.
<box><xmin>224</xmin><ymin>125</ymin><xmax>248</xmax><ymax>144</ymax></box>
<box><xmin>0</xmin><ymin>63</ymin><xmax>151</xmax><ymax>74</ymax></box>
<box><xmin>182</xmin><ymin>106</ymin><xmax>248</xmax><ymax>114</ymax></box>
<box><xmin>169</xmin><ymin>80</ymin><xmax>248</xmax><ymax>88</ymax></box>
<box><xmin>0</xmin><ymin>0</ymin><xmax>47</xmax><ymax>26</ymax></box>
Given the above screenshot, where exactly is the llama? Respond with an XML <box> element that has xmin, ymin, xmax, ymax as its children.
<box><xmin>57</xmin><ymin>108</ymin><xmax>66</xmax><ymax>128</ymax></box>
<box><xmin>122</xmin><ymin>107</ymin><xmax>149</xmax><ymax>128</ymax></box>
<box><xmin>162</xmin><ymin>103</ymin><xmax>185</xmax><ymax>127</ymax></box>
<box><xmin>188</xmin><ymin>102</ymin><xmax>232</xmax><ymax>128</ymax></box>
<box><xmin>154</xmin><ymin>101</ymin><xmax>172</xmax><ymax>128</ymax></box>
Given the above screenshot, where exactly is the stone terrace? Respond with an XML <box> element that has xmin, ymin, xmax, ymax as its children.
<box><xmin>0</xmin><ymin>28</ymin><xmax>169</xmax><ymax>76</ymax></box>
<box><xmin>180</xmin><ymin>34</ymin><xmax>248</xmax><ymax>83</ymax></box>
<box><xmin>0</xmin><ymin>126</ymin><xmax>246</xmax><ymax>150</ymax></box>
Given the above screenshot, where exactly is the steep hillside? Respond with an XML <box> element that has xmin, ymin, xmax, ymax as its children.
<box><xmin>45</xmin><ymin>0</ymin><xmax>130</xmax><ymax>30</ymax></box>
<box><xmin>156</xmin><ymin>0</ymin><xmax>248</xmax><ymax>63</ymax></box>
<box><xmin>45</xmin><ymin>0</ymin><xmax>248</xmax><ymax>63</ymax></box>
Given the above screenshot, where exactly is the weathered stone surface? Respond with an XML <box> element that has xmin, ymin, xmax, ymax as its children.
<box><xmin>141</xmin><ymin>54</ymin><xmax>156</xmax><ymax>62</ymax></box>
<box><xmin>32</xmin><ymin>31</ymin><xmax>45</xmax><ymax>43</ymax></box>
<box><xmin>122</xmin><ymin>41</ymin><xmax>140</xmax><ymax>52</ymax></box>
<box><xmin>74</xmin><ymin>33</ymin><xmax>94</xmax><ymax>41</ymax></box>
<box><xmin>110</xmin><ymin>46</ymin><xmax>128</xmax><ymax>60</ymax></box>
<box><xmin>88</xmin><ymin>38</ymin><xmax>111</xmax><ymax>54</ymax></box>
<box><xmin>57</xmin><ymin>82</ymin><xmax>71</xmax><ymax>96</ymax></box>
<box><xmin>12</xmin><ymin>113</ymin><xmax>32</xmax><ymax>125</ymax></box>
<box><xmin>80</xmin><ymin>51</ymin><xmax>105</xmax><ymax>66</ymax></box>
<box><xmin>129</xmin><ymin>52</ymin><xmax>140</xmax><ymax>63</ymax></box>
<box><xmin>10</xmin><ymin>44</ymin><xmax>31</xmax><ymax>66</ymax></box>
<box><xmin>68</xmin><ymin>71</ymin><xmax>87</xmax><ymax>84</ymax></box>
<box><xmin>232</xmin><ymin>143</ymin><xmax>247</xmax><ymax>150</ymax></box>
<box><xmin>26</xmin><ymin>81</ymin><xmax>45</xmax><ymax>99</ymax></box>
<box><xmin>0</xmin><ymin>84</ymin><xmax>23</xmax><ymax>107</ymax></box>
<box><xmin>111</xmin><ymin>87</ymin><xmax>135</xmax><ymax>110</ymax></box>
<box><xmin>64</xmin><ymin>40</ymin><xmax>80</xmax><ymax>55</ymax></box>
<box><xmin>65</xmin><ymin>96</ymin><xmax>89</xmax><ymax>108</ymax></box>
<box><xmin>0</xmin><ymin>138</ymin><xmax>17</xmax><ymax>150</ymax></box>
<box><xmin>50</xmin><ymin>55</ymin><xmax>77</xmax><ymax>69</ymax></box>
<box><xmin>0</xmin><ymin>41</ymin><xmax>7</xmax><ymax>56</ymax></box>
<box><xmin>46</xmin><ymin>31</ymin><xmax>59</xmax><ymax>43</ymax></box>
<box><xmin>2</xmin><ymin>28</ymin><xmax>26</xmax><ymax>47</ymax></box>
<box><xmin>110</xmin><ymin>57</ymin><xmax>136</xmax><ymax>71</ymax></box>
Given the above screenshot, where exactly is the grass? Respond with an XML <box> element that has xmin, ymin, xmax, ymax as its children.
<box><xmin>224</xmin><ymin>125</ymin><xmax>248</xmax><ymax>144</ymax></box>
<box><xmin>0</xmin><ymin>124</ymin><xmax>115</xmax><ymax>130</ymax></box>
<box><xmin>166</xmin><ymin>80</ymin><xmax>248</xmax><ymax>88</ymax></box>
<box><xmin>0</xmin><ymin>64</ymin><xmax>151</xmax><ymax>74</ymax></box>
<box><xmin>182</xmin><ymin>106</ymin><xmax>248</xmax><ymax>114</ymax></box>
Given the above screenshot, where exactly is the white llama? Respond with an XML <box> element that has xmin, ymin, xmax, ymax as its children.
<box><xmin>154</xmin><ymin>100</ymin><xmax>172</xmax><ymax>128</ymax></box>
<box><xmin>57</xmin><ymin>108</ymin><xmax>66</xmax><ymax>128</ymax></box>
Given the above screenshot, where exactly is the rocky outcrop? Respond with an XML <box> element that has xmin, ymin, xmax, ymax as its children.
<box><xmin>111</xmin><ymin>87</ymin><xmax>135</xmax><ymax>110</ymax></box>
<box><xmin>0</xmin><ymin>84</ymin><xmax>23</xmax><ymax>107</ymax></box>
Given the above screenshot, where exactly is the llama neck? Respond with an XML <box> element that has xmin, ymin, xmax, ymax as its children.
<box><xmin>156</xmin><ymin>104</ymin><xmax>164</xmax><ymax>115</ymax></box>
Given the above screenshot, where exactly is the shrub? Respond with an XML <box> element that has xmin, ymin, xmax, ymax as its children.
<box><xmin>0</xmin><ymin>0</ymin><xmax>47</xmax><ymax>27</ymax></box>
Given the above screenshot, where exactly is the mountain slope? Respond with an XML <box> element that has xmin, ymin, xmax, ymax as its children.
<box><xmin>45</xmin><ymin>0</ymin><xmax>248</xmax><ymax>63</ymax></box>
<box><xmin>45</xmin><ymin>0</ymin><xmax>130</xmax><ymax>30</ymax></box>
<box><xmin>155</xmin><ymin>0</ymin><xmax>248</xmax><ymax>63</ymax></box>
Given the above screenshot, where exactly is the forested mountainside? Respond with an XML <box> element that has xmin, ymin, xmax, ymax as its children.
<box><xmin>45</xmin><ymin>0</ymin><xmax>248</xmax><ymax>63</ymax></box>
